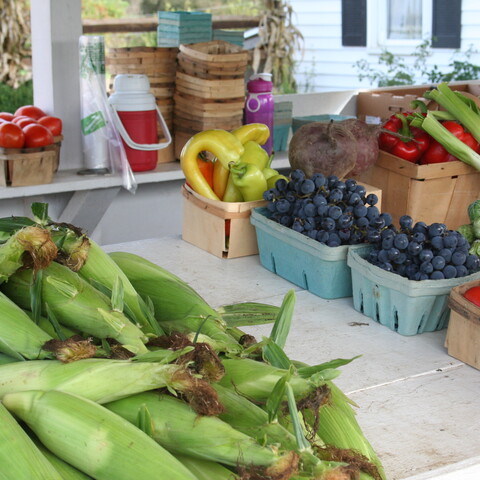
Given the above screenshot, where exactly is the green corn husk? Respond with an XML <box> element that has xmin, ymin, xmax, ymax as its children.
<box><xmin>218</xmin><ymin>357</ymin><xmax>331</xmax><ymax>401</ymax></box>
<box><xmin>218</xmin><ymin>358</ymin><xmax>380</xmax><ymax>478</ymax></box>
<box><xmin>54</xmin><ymin>232</ymin><xmax>163</xmax><ymax>336</ymax></box>
<box><xmin>34</xmin><ymin>440</ymin><xmax>93</xmax><ymax>479</ymax></box>
<box><xmin>0</xmin><ymin>357</ymin><xmax>211</xmax><ymax>406</ymax></box>
<box><xmin>110</xmin><ymin>251</ymin><xmax>242</xmax><ymax>354</ymax></box>
<box><xmin>0</xmin><ymin>290</ymin><xmax>53</xmax><ymax>360</ymax></box>
<box><xmin>106</xmin><ymin>391</ymin><xmax>298</xmax><ymax>477</ymax></box>
<box><xmin>0</xmin><ymin>225</ymin><xmax>57</xmax><ymax>283</ymax></box>
<box><xmin>0</xmin><ymin>353</ymin><xmax>19</xmax><ymax>365</ymax></box>
<box><xmin>3</xmin><ymin>390</ymin><xmax>198</xmax><ymax>480</ymax></box>
<box><xmin>214</xmin><ymin>384</ymin><xmax>351</xmax><ymax>477</ymax></box>
<box><xmin>216</xmin><ymin>301</ymin><xmax>280</xmax><ymax>327</ymax></box>
<box><xmin>305</xmin><ymin>382</ymin><xmax>387</xmax><ymax>480</ymax></box>
<box><xmin>173</xmin><ymin>454</ymin><xmax>239</xmax><ymax>480</ymax></box>
<box><xmin>1</xmin><ymin>262</ymin><xmax>149</xmax><ymax>355</ymax></box>
<box><xmin>0</xmin><ymin>401</ymin><xmax>63</xmax><ymax>480</ymax></box>
<box><xmin>36</xmin><ymin>314</ymin><xmax>79</xmax><ymax>340</ymax></box>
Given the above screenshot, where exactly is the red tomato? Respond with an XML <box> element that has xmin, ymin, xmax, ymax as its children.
<box><xmin>22</xmin><ymin>123</ymin><xmax>54</xmax><ymax>148</ymax></box>
<box><xmin>0</xmin><ymin>112</ymin><xmax>14</xmax><ymax>122</ymax></box>
<box><xmin>0</xmin><ymin>122</ymin><xmax>25</xmax><ymax>148</ymax></box>
<box><xmin>38</xmin><ymin>115</ymin><xmax>62</xmax><ymax>136</ymax></box>
<box><xmin>14</xmin><ymin>117</ymin><xmax>39</xmax><ymax>129</ymax></box>
<box><xmin>14</xmin><ymin>105</ymin><xmax>46</xmax><ymax>121</ymax></box>
<box><xmin>464</xmin><ymin>286</ymin><xmax>480</xmax><ymax>308</ymax></box>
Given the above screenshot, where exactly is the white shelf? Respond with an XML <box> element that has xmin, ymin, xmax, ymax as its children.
<box><xmin>0</xmin><ymin>152</ymin><xmax>290</xmax><ymax>200</ymax></box>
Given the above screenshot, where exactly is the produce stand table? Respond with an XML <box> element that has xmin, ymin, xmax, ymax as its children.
<box><xmin>103</xmin><ymin>235</ymin><xmax>480</xmax><ymax>480</ymax></box>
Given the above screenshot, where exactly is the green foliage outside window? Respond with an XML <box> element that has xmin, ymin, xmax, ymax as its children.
<box><xmin>356</xmin><ymin>40</ymin><xmax>480</xmax><ymax>87</ymax></box>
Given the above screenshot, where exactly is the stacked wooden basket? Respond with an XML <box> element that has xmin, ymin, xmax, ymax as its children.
<box><xmin>173</xmin><ymin>40</ymin><xmax>250</xmax><ymax>158</ymax></box>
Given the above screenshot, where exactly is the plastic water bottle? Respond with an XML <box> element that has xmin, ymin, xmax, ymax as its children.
<box><xmin>244</xmin><ymin>73</ymin><xmax>274</xmax><ymax>155</ymax></box>
<box><xmin>108</xmin><ymin>74</ymin><xmax>171</xmax><ymax>172</ymax></box>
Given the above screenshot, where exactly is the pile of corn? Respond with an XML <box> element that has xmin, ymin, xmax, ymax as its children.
<box><xmin>0</xmin><ymin>203</ymin><xmax>386</xmax><ymax>480</ymax></box>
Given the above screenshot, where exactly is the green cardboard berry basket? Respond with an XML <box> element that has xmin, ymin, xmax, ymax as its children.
<box><xmin>347</xmin><ymin>247</ymin><xmax>480</xmax><ymax>335</ymax></box>
<box><xmin>250</xmin><ymin>207</ymin><xmax>369</xmax><ymax>299</ymax></box>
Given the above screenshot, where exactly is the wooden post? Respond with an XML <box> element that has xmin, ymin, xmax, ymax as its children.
<box><xmin>30</xmin><ymin>0</ymin><xmax>83</xmax><ymax>170</ymax></box>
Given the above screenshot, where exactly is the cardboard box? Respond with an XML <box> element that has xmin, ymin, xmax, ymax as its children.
<box><xmin>356</xmin><ymin>82</ymin><xmax>480</xmax><ymax>123</ymax></box>
<box><xmin>446</xmin><ymin>279</ymin><xmax>480</xmax><ymax>370</ymax></box>
<box><xmin>355</xmin><ymin>150</ymin><xmax>480</xmax><ymax>230</ymax></box>
<box><xmin>181</xmin><ymin>184</ymin><xmax>266</xmax><ymax>259</ymax></box>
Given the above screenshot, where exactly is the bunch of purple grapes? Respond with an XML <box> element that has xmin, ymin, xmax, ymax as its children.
<box><xmin>367</xmin><ymin>215</ymin><xmax>480</xmax><ymax>280</ymax></box>
<box><xmin>263</xmin><ymin>169</ymin><xmax>388</xmax><ymax>247</ymax></box>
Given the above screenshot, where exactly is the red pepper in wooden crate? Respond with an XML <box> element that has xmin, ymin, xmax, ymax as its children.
<box><xmin>379</xmin><ymin>113</ymin><xmax>431</xmax><ymax>163</ymax></box>
<box><xmin>420</xmin><ymin>120</ymin><xmax>480</xmax><ymax>164</ymax></box>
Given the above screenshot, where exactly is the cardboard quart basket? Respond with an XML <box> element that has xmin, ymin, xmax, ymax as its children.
<box><xmin>355</xmin><ymin>151</ymin><xmax>480</xmax><ymax>230</ymax></box>
<box><xmin>181</xmin><ymin>183</ymin><xmax>266</xmax><ymax>259</ymax></box>
<box><xmin>348</xmin><ymin>247</ymin><xmax>480</xmax><ymax>336</ymax></box>
<box><xmin>445</xmin><ymin>279</ymin><xmax>480</xmax><ymax>370</ymax></box>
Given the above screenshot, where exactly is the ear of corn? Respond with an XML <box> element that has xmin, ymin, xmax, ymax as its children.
<box><xmin>110</xmin><ymin>251</ymin><xmax>242</xmax><ymax>354</ymax></box>
<box><xmin>216</xmin><ymin>301</ymin><xmax>280</xmax><ymax>326</ymax></box>
<box><xmin>219</xmin><ymin>357</ymin><xmax>325</xmax><ymax>401</ymax></box>
<box><xmin>105</xmin><ymin>391</ymin><xmax>296</xmax><ymax>472</ymax></box>
<box><xmin>0</xmin><ymin>357</ymin><xmax>204</xmax><ymax>404</ymax></box>
<box><xmin>0</xmin><ymin>401</ymin><xmax>63</xmax><ymax>479</ymax></box>
<box><xmin>3</xmin><ymin>389</ymin><xmax>199</xmax><ymax>480</ymax></box>
<box><xmin>34</xmin><ymin>439</ymin><xmax>93</xmax><ymax>479</ymax></box>
<box><xmin>174</xmin><ymin>453</ymin><xmax>240</xmax><ymax>480</ymax></box>
<box><xmin>0</xmin><ymin>226</ymin><xmax>57</xmax><ymax>283</ymax></box>
<box><xmin>1</xmin><ymin>262</ymin><xmax>149</xmax><ymax>355</ymax></box>
<box><xmin>57</xmin><ymin>236</ymin><xmax>163</xmax><ymax>336</ymax></box>
<box><xmin>0</xmin><ymin>290</ymin><xmax>52</xmax><ymax>360</ymax></box>
<box><xmin>0</xmin><ymin>353</ymin><xmax>18</xmax><ymax>365</ymax></box>
<box><xmin>36</xmin><ymin>312</ymin><xmax>79</xmax><ymax>340</ymax></box>
<box><xmin>307</xmin><ymin>382</ymin><xmax>387</xmax><ymax>480</ymax></box>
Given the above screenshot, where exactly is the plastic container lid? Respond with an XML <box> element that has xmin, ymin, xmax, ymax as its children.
<box><xmin>247</xmin><ymin>73</ymin><xmax>273</xmax><ymax>93</ymax></box>
<box><xmin>108</xmin><ymin>74</ymin><xmax>156</xmax><ymax>111</ymax></box>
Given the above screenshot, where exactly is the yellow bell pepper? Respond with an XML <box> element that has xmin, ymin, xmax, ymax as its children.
<box><xmin>231</xmin><ymin>123</ymin><xmax>270</xmax><ymax>146</ymax></box>
<box><xmin>180</xmin><ymin>130</ymin><xmax>244</xmax><ymax>201</ymax></box>
<box><xmin>222</xmin><ymin>141</ymin><xmax>270</xmax><ymax>202</ymax></box>
<box><xmin>207</xmin><ymin>124</ymin><xmax>270</xmax><ymax>202</ymax></box>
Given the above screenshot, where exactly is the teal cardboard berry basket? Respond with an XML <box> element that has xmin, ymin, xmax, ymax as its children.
<box><xmin>250</xmin><ymin>207</ymin><xmax>369</xmax><ymax>299</ymax></box>
<box><xmin>347</xmin><ymin>247</ymin><xmax>480</xmax><ymax>335</ymax></box>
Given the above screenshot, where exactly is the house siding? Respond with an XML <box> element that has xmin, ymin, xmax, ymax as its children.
<box><xmin>291</xmin><ymin>0</ymin><xmax>480</xmax><ymax>93</ymax></box>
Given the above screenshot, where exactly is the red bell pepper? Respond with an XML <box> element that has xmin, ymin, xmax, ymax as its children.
<box><xmin>420</xmin><ymin>120</ymin><xmax>480</xmax><ymax>164</ymax></box>
<box><xmin>379</xmin><ymin>113</ymin><xmax>431</xmax><ymax>163</ymax></box>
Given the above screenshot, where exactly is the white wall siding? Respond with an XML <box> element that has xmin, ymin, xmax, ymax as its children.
<box><xmin>291</xmin><ymin>0</ymin><xmax>480</xmax><ymax>94</ymax></box>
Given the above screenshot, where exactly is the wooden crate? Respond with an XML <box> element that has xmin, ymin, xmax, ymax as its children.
<box><xmin>355</xmin><ymin>150</ymin><xmax>480</xmax><ymax>230</ymax></box>
<box><xmin>0</xmin><ymin>148</ymin><xmax>57</xmax><ymax>187</ymax></box>
<box><xmin>446</xmin><ymin>279</ymin><xmax>480</xmax><ymax>370</ymax></box>
<box><xmin>181</xmin><ymin>184</ymin><xmax>266</xmax><ymax>259</ymax></box>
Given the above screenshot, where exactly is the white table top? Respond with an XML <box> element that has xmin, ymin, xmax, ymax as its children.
<box><xmin>104</xmin><ymin>235</ymin><xmax>480</xmax><ymax>480</ymax></box>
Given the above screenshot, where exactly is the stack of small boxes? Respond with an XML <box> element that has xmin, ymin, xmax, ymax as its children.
<box><xmin>157</xmin><ymin>11</ymin><xmax>212</xmax><ymax>47</ymax></box>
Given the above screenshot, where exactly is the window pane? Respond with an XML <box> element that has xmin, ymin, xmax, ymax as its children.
<box><xmin>388</xmin><ymin>0</ymin><xmax>422</xmax><ymax>39</ymax></box>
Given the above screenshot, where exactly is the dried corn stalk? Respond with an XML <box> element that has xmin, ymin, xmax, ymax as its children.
<box><xmin>0</xmin><ymin>0</ymin><xmax>31</xmax><ymax>87</ymax></box>
<box><xmin>253</xmin><ymin>0</ymin><xmax>303</xmax><ymax>93</ymax></box>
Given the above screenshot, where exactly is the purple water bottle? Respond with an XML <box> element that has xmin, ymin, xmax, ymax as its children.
<box><xmin>244</xmin><ymin>73</ymin><xmax>274</xmax><ymax>155</ymax></box>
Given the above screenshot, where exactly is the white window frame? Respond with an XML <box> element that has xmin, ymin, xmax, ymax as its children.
<box><xmin>366</xmin><ymin>0</ymin><xmax>433</xmax><ymax>49</ymax></box>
